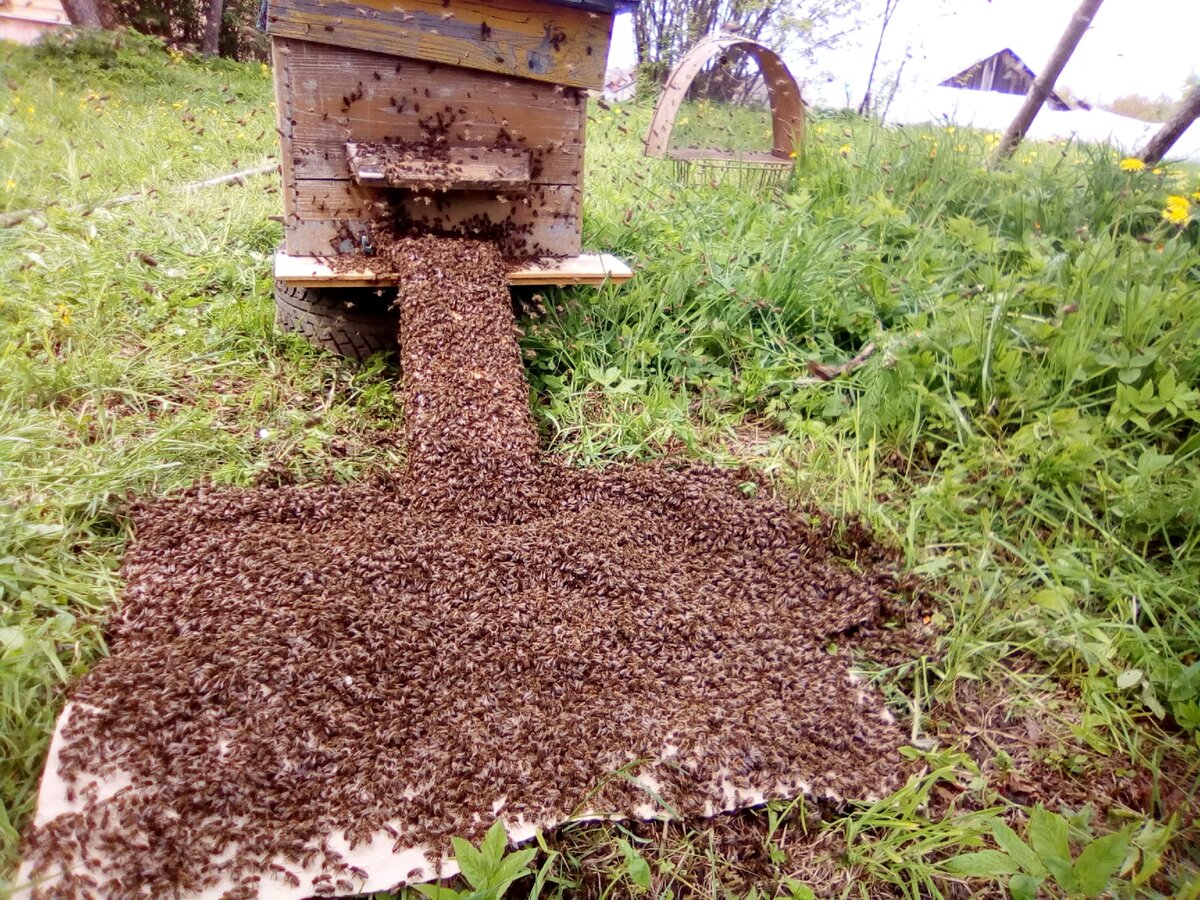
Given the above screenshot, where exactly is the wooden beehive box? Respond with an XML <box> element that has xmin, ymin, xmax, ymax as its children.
<box><xmin>266</xmin><ymin>0</ymin><xmax>629</xmax><ymax>279</ymax></box>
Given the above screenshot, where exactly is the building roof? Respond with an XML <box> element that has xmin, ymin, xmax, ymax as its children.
<box><xmin>940</xmin><ymin>48</ymin><xmax>1071</xmax><ymax>111</ymax></box>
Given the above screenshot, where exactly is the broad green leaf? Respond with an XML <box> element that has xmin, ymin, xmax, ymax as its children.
<box><xmin>450</xmin><ymin>836</ymin><xmax>488</xmax><ymax>888</ymax></box>
<box><xmin>1007</xmin><ymin>872</ymin><xmax>1044</xmax><ymax>900</ymax></box>
<box><xmin>1116</xmin><ymin>668</ymin><xmax>1143</xmax><ymax>690</ymax></box>
<box><xmin>480</xmin><ymin>820</ymin><xmax>509</xmax><ymax>868</ymax></box>
<box><xmin>783</xmin><ymin>880</ymin><xmax>816</xmax><ymax>900</ymax></box>
<box><xmin>991</xmin><ymin>820</ymin><xmax>1046</xmax><ymax>876</ymax></box>
<box><xmin>945</xmin><ymin>850</ymin><xmax>1020</xmax><ymax>877</ymax></box>
<box><xmin>1028</xmin><ymin>807</ymin><xmax>1077</xmax><ymax>892</ymax></box>
<box><xmin>490</xmin><ymin>847</ymin><xmax>537</xmax><ymax>892</ymax></box>
<box><xmin>413</xmin><ymin>885</ymin><xmax>465</xmax><ymax>900</ymax></box>
<box><xmin>1074</xmin><ymin>829</ymin><xmax>1134</xmax><ymax>898</ymax></box>
<box><xmin>616</xmin><ymin>838</ymin><xmax>651</xmax><ymax>890</ymax></box>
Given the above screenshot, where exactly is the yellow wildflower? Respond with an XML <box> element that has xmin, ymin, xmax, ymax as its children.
<box><xmin>1162</xmin><ymin>195</ymin><xmax>1192</xmax><ymax>225</ymax></box>
<box><xmin>259</xmin><ymin>62</ymin><xmax>270</xmax><ymax>75</ymax></box>
<box><xmin>677</xmin><ymin>117</ymin><xmax>689</xmax><ymax>126</ymax></box>
<box><xmin>56</xmin><ymin>304</ymin><xmax>72</xmax><ymax>325</ymax></box>
<box><xmin>1119</xmin><ymin>157</ymin><xmax>1144</xmax><ymax>172</ymax></box>
<box><xmin>954</xmin><ymin>143</ymin><xmax>967</xmax><ymax>153</ymax></box>
<box><xmin>944</xmin><ymin>126</ymin><xmax>956</xmax><ymax>134</ymax></box>
<box><xmin>839</xmin><ymin>143</ymin><xmax>851</xmax><ymax>157</ymax></box>
<box><xmin>1192</xmin><ymin>190</ymin><xmax>1200</xmax><ymax>202</ymax></box>
<box><xmin>5</xmin><ymin>179</ymin><xmax>15</xmax><ymax>190</ymax></box>
<box><xmin>26</xmin><ymin>106</ymin><xmax>34</xmax><ymax>114</ymax></box>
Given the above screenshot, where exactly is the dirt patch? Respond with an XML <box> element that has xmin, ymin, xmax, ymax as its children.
<box><xmin>24</xmin><ymin>237</ymin><xmax>922</xmax><ymax>899</ymax></box>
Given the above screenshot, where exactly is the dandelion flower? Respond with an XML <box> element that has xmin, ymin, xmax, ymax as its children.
<box><xmin>1162</xmin><ymin>195</ymin><xmax>1192</xmax><ymax>225</ymax></box>
<box><xmin>839</xmin><ymin>143</ymin><xmax>851</xmax><ymax>157</ymax></box>
<box><xmin>56</xmin><ymin>304</ymin><xmax>72</xmax><ymax>325</ymax></box>
<box><xmin>4</xmin><ymin>179</ymin><xmax>14</xmax><ymax>190</ymax></box>
<box><xmin>1119</xmin><ymin>157</ymin><xmax>1144</xmax><ymax>172</ymax></box>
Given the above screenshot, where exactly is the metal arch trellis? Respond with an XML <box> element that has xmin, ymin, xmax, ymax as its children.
<box><xmin>643</xmin><ymin>34</ymin><xmax>806</xmax><ymax>190</ymax></box>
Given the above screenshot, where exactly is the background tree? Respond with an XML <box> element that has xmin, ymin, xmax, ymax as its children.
<box><xmin>60</xmin><ymin>0</ymin><xmax>117</xmax><ymax>29</ymax></box>
<box><xmin>109</xmin><ymin>0</ymin><xmax>266</xmax><ymax>58</ymax></box>
<box><xmin>1139</xmin><ymin>83</ymin><xmax>1200</xmax><ymax>165</ymax></box>
<box><xmin>857</xmin><ymin>0</ymin><xmax>901</xmax><ymax>115</ymax></box>
<box><xmin>1103</xmin><ymin>92</ymin><xmax>1178</xmax><ymax>123</ymax></box>
<box><xmin>201</xmin><ymin>0</ymin><xmax>224</xmax><ymax>56</ymax></box>
<box><xmin>991</xmin><ymin>0</ymin><xmax>1105</xmax><ymax>163</ymax></box>
<box><xmin>633</xmin><ymin>0</ymin><xmax>864</xmax><ymax>100</ymax></box>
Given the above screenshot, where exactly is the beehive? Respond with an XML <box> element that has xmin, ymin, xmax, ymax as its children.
<box><xmin>266</xmin><ymin>0</ymin><xmax>629</xmax><ymax>273</ymax></box>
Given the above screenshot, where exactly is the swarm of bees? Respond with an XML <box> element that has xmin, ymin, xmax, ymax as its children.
<box><xmin>23</xmin><ymin>236</ymin><xmax>923</xmax><ymax>899</ymax></box>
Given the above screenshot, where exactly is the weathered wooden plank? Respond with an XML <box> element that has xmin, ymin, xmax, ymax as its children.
<box><xmin>276</xmin><ymin>38</ymin><xmax>586</xmax><ymax>185</ymax></box>
<box><xmin>266</xmin><ymin>0</ymin><xmax>614</xmax><ymax>90</ymax></box>
<box><xmin>284</xmin><ymin>182</ymin><xmax>582</xmax><ymax>256</ymax></box>
<box><xmin>284</xmin><ymin>218</ymin><xmax>371</xmax><ymax>257</ymax></box>
<box><xmin>292</xmin><ymin>139</ymin><xmax>580</xmax><ymax>184</ymax></box>
<box><xmin>346</xmin><ymin>144</ymin><xmax>532</xmax><ymax>191</ymax></box>
<box><xmin>0</xmin><ymin>0</ymin><xmax>67</xmax><ymax>23</ymax></box>
<box><xmin>272</xmin><ymin>40</ymin><xmax>301</xmax><ymax>226</ymax></box>
<box><xmin>275</xmin><ymin>250</ymin><xmax>632</xmax><ymax>286</ymax></box>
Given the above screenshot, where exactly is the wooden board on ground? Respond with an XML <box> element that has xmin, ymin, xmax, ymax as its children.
<box><xmin>274</xmin><ymin>250</ymin><xmax>633</xmax><ymax>287</ymax></box>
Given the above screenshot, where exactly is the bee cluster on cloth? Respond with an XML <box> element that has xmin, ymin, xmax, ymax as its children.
<box><xmin>23</xmin><ymin>237</ymin><xmax>919</xmax><ymax>900</ymax></box>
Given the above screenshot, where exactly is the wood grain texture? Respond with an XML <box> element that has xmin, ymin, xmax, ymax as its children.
<box><xmin>285</xmin><ymin>183</ymin><xmax>582</xmax><ymax>256</ymax></box>
<box><xmin>274</xmin><ymin>35</ymin><xmax>589</xmax><ymax>258</ymax></box>
<box><xmin>347</xmin><ymin>145</ymin><xmax>532</xmax><ymax>191</ymax></box>
<box><xmin>272</xmin><ymin>39</ymin><xmax>301</xmax><ymax>226</ymax></box>
<box><xmin>277</xmin><ymin>38</ymin><xmax>586</xmax><ymax>185</ymax></box>
<box><xmin>0</xmin><ymin>0</ymin><xmax>66</xmax><ymax>23</ymax></box>
<box><xmin>266</xmin><ymin>0</ymin><xmax>614</xmax><ymax>90</ymax></box>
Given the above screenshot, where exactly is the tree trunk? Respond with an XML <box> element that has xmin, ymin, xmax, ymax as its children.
<box><xmin>60</xmin><ymin>0</ymin><xmax>116</xmax><ymax>29</ymax></box>
<box><xmin>991</xmin><ymin>0</ymin><xmax>1105</xmax><ymax>163</ymax></box>
<box><xmin>858</xmin><ymin>0</ymin><xmax>901</xmax><ymax>117</ymax></box>
<box><xmin>1139</xmin><ymin>84</ymin><xmax>1200</xmax><ymax>165</ymax></box>
<box><xmin>201</xmin><ymin>0</ymin><xmax>225</xmax><ymax>57</ymax></box>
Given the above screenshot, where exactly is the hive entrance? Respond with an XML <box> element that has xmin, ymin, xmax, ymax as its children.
<box><xmin>24</xmin><ymin>238</ymin><xmax>917</xmax><ymax>900</ymax></box>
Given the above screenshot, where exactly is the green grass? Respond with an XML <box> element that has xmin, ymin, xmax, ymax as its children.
<box><xmin>3</xmin><ymin>32</ymin><xmax>1200</xmax><ymax>898</ymax></box>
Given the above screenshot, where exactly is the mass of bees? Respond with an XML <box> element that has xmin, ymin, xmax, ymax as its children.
<box><xmin>23</xmin><ymin>237</ymin><xmax>921</xmax><ymax>899</ymax></box>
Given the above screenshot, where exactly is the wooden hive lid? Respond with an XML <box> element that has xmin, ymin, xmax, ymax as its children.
<box><xmin>265</xmin><ymin>0</ymin><xmax>631</xmax><ymax>90</ymax></box>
